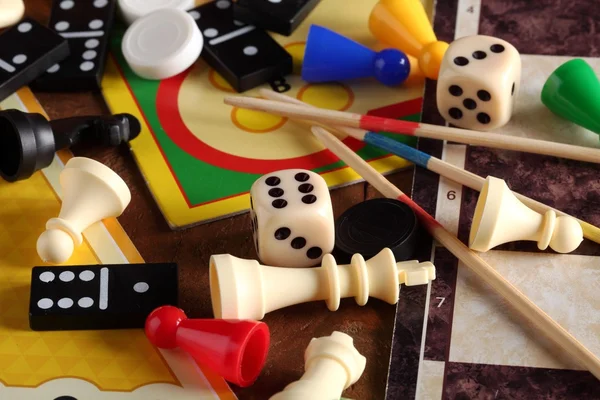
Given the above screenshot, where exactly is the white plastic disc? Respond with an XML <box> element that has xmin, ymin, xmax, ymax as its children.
<box><xmin>0</xmin><ymin>0</ymin><xmax>25</xmax><ymax>29</ymax></box>
<box><xmin>118</xmin><ymin>0</ymin><xmax>195</xmax><ymax>25</ymax></box>
<box><xmin>122</xmin><ymin>8</ymin><xmax>203</xmax><ymax>80</ymax></box>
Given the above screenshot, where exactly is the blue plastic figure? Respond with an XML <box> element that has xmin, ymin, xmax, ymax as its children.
<box><xmin>302</xmin><ymin>25</ymin><xmax>410</xmax><ymax>86</ymax></box>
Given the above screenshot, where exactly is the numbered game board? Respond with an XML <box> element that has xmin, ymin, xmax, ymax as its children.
<box><xmin>0</xmin><ymin>90</ymin><xmax>235</xmax><ymax>399</ymax></box>
<box><xmin>386</xmin><ymin>1</ymin><xmax>600</xmax><ymax>399</ymax></box>
<box><xmin>101</xmin><ymin>0</ymin><xmax>424</xmax><ymax>229</ymax></box>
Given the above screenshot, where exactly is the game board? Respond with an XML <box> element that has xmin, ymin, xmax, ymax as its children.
<box><xmin>101</xmin><ymin>0</ymin><xmax>424</xmax><ymax>229</ymax></box>
<box><xmin>0</xmin><ymin>89</ymin><xmax>235</xmax><ymax>399</ymax></box>
<box><xmin>386</xmin><ymin>1</ymin><xmax>600</xmax><ymax>399</ymax></box>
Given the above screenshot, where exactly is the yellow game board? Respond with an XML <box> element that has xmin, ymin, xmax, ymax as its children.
<box><xmin>102</xmin><ymin>0</ymin><xmax>425</xmax><ymax>229</ymax></box>
<box><xmin>0</xmin><ymin>89</ymin><xmax>234</xmax><ymax>399</ymax></box>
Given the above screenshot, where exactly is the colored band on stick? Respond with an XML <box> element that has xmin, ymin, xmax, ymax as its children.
<box><xmin>363</xmin><ymin>131</ymin><xmax>430</xmax><ymax>168</ymax></box>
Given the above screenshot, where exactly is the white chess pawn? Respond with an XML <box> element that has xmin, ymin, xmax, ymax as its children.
<box><xmin>209</xmin><ymin>248</ymin><xmax>436</xmax><ymax>320</ymax></box>
<box><xmin>469</xmin><ymin>176</ymin><xmax>583</xmax><ymax>253</ymax></box>
<box><xmin>37</xmin><ymin>157</ymin><xmax>131</xmax><ymax>264</ymax></box>
<box><xmin>270</xmin><ymin>331</ymin><xmax>366</xmax><ymax>400</ymax></box>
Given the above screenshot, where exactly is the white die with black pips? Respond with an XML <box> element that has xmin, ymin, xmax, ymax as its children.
<box><xmin>250</xmin><ymin>169</ymin><xmax>334</xmax><ymax>268</ymax></box>
<box><xmin>436</xmin><ymin>35</ymin><xmax>521</xmax><ymax>131</ymax></box>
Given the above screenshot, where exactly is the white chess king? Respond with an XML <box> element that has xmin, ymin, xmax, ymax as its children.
<box><xmin>469</xmin><ymin>176</ymin><xmax>583</xmax><ymax>253</ymax></box>
<box><xmin>36</xmin><ymin>157</ymin><xmax>131</xmax><ymax>264</ymax></box>
<box><xmin>270</xmin><ymin>331</ymin><xmax>366</xmax><ymax>400</ymax></box>
<box><xmin>209</xmin><ymin>248</ymin><xmax>436</xmax><ymax>320</ymax></box>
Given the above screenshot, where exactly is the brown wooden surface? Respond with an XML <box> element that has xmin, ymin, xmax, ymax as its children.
<box><xmin>20</xmin><ymin>2</ymin><xmax>415</xmax><ymax>398</ymax></box>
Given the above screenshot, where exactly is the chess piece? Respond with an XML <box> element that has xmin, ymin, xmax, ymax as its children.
<box><xmin>542</xmin><ymin>58</ymin><xmax>600</xmax><ymax>137</ymax></box>
<box><xmin>209</xmin><ymin>248</ymin><xmax>435</xmax><ymax>320</ymax></box>
<box><xmin>270</xmin><ymin>331</ymin><xmax>366</xmax><ymax>400</ymax></box>
<box><xmin>145</xmin><ymin>305</ymin><xmax>270</xmax><ymax>387</ymax></box>
<box><xmin>0</xmin><ymin>110</ymin><xmax>140</xmax><ymax>182</ymax></box>
<box><xmin>469</xmin><ymin>176</ymin><xmax>583</xmax><ymax>253</ymax></box>
<box><xmin>369</xmin><ymin>0</ymin><xmax>449</xmax><ymax>80</ymax></box>
<box><xmin>37</xmin><ymin>157</ymin><xmax>131</xmax><ymax>264</ymax></box>
<box><xmin>436</xmin><ymin>35</ymin><xmax>521</xmax><ymax>131</ymax></box>
<box><xmin>250</xmin><ymin>169</ymin><xmax>335</xmax><ymax>268</ymax></box>
<box><xmin>302</xmin><ymin>25</ymin><xmax>411</xmax><ymax>86</ymax></box>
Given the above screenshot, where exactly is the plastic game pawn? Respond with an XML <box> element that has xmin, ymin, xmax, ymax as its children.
<box><xmin>209</xmin><ymin>248</ymin><xmax>436</xmax><ymax>320</ymax></box>
<box><xmin>469</xmin><ymin>176</ymin><xmax>583</xmax><ymax>253</ymax></box>
<box><xmin>542</xmin><ymin>59</ymin><xmax>600</xmax><ymax>137</ymax></box>
<box><xmin>302</xmin><ymin>25</ymin><xmax>411</xmax><ymax>86</ymax></box>
<box><xmin>145</xmin><ymin>305</ymin><xmax>270</xmax><ymax>388</ymax></box>
<box><xmin>36</xmin><ymin>157</ymin><xmax>131</xmax><ymax>264</ymax></box>
<box><xmin>0</xmin><ymin>110</ymin><xmax>140</xmax><ymax>182</ymax></box>
<box><xmin>369</xmin><ymin>0</ymin><xmax>449</xmax><ymax>80</ymax></box>
<box><xmin>270</xmin><ymin>331</ymin><xmax>366</xmax><ymax>400</ymax></box>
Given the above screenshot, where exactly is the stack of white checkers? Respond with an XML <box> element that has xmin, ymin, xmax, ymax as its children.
<box><xmin>119</xmin><ymin>0</ymin><xmax>202</xmax><ymax>80</ymax></box>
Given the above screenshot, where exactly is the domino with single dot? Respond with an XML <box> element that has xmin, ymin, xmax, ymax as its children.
<box><xmin>30</xmin><ymin>0</ymin><xmax>117</xmax><ymax>92</ymax></box>
<box><xmin>0</xmin><ymin>18</ymin><xmax>69</xmax><ymax>102</ymax></box>
<box><xmin>29</xmin><ymin>263</ymin><xmax>178</xmax><ymax>331</ymax></box>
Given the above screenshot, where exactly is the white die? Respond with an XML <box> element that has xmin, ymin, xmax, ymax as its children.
<box><xmin>436</xmin><ymin>35</ymin><xmax>521</xmax><ymax>131</ymax></box>
<box><xmin>249</xmin><ymin>169</ymin><xmax>334</xmax><ymax>268</ymax></box>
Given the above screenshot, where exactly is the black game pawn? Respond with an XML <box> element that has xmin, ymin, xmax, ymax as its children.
<box><xmin>0</xmin><ymin>110</ymin><xmax>140</xmax><ymax>182</ymax></box>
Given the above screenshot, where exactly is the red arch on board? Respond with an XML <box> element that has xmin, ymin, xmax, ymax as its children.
<box><xmin>155</xmin><ymin>68</ymin><xmax>366</xmax><ymax>174</ymax></box>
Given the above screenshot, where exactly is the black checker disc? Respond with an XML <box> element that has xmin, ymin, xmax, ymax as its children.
<box><xmin>334</xmin><ymin>198</ymin><xmax>418</xmax><ymax>264</ymax></box>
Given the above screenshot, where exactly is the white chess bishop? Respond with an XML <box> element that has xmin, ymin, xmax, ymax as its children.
<box><xmin>270</xmin><ymin>331</ymin><xmax>366</xmax><ymax>400</ymax></box>
<box><xmin>469</xmin><ymin>176</ymin><xmax>583</xmax><ymax>253</ymax></box>
<box><xmin>209</xmin><ymin>248</ymin><xmax>436</xmax><ymax>320</ymax></box>
<box><xmin>37</xmin><ymin>157</ymin><xmax>131</xmax><ymax>264</ymax></box>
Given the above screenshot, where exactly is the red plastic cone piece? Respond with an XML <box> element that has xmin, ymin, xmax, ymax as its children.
<box><xmin>145</xmin><ymin>306</ymin><xmax>270</xmax><ymax>387</ymax></box>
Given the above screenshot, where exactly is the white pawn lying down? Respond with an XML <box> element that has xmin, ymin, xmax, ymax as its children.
<box><xmin>209</xmin><ymin>248</ymin><xmax>436</xmax><ymax>320</ymax></box>
<box><xmin>270</xmin><ymin>331</ymin><xmax>366</xmax><ymax>400</ymax></box>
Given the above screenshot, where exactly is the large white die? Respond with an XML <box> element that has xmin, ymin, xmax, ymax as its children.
<box><xmin>249</xmin><ymin>169</ymin><xmax>334</xmax><ymax>268</ymax></box>
<box><xmin>436</xmin><ymin>35</ymin><xmax>521</xmax><ymax>131</ymax></box>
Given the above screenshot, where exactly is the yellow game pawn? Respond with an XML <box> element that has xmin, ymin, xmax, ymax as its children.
<box><xmin>369</xmin><ymin>0</ymin><xmax>449</xmax><ymax>80</ymax></box>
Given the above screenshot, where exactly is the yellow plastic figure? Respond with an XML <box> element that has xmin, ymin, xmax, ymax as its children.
<box><xmin>369</xmin><ymin>0</ymin><xmax>449</xmax><ymax>80</ymax></box>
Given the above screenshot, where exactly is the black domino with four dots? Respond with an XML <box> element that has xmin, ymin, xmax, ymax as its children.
<box><xmin>0</xmin><ymin>19</ymin><xmax>69</xmax><ymax>102</ymax></box>
<box><xmin>31</xmin><ymin>0</ymin><xmax>117</xmax><ymax>92</ymax></box>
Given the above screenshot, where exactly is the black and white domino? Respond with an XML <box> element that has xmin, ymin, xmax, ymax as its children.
<box><xmin>30</xmin><ymin>0</ymin><xmax>117</xmax><ymax>92</ymax></box>
<box><xmin>29</xmin><ymin>263</ymin><xmax>178</xmax><ymax>331</ymax></box>
<box><xmin>189</xmin><ymin>0</ymin><xmax>292</xmax><ymax>93</ymax></box>
<box><xmin>0</xmin><ymin>18</ymin><xmax>69</xmax><ymax>102</ymax></box>
<box><xmin>233</xmin><ymin>0</ymin><xmax>322</xmax><ymax>36</ymax></box>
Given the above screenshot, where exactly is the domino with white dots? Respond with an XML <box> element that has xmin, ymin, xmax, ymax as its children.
<box><xmin>189</xmin><ymin>0</ymin><xmax>292</xmax><ymax>92</ymax></box>
<box><xmin>31</xmin><ymin>0</ymin><xmax>117</xmax><ymax>92</ymax></box>
<box><xmin>0</xmin><ymin>18</ymin><xmax>69</xmax><ymax>102</ymax></box>
<box><xmin>29</xmin><ymin>263</ymin><xmax>178</xmax><ymax>331</ymax></box>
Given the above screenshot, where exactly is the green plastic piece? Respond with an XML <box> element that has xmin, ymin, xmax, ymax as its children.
<box><xmin>541</xmin><ymin>58</ymin><xmax>600</xmax><ymax>137</ymax></box>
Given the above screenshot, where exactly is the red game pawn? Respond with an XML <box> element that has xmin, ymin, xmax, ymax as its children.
<box><xmin>145</xmin><ymin>305</ymin><xmax>270</xmax><ymax>387</ymax></box>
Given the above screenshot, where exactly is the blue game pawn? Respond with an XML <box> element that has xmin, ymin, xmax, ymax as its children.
<box><xmin>302</xmin><ymin>25</ymin><xmax>410</xmax><ymax>86</ymax></box>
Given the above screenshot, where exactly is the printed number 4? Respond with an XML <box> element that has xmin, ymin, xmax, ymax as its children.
<box><xmin>467</xmin><ymin>5</ymin><xmax>474</xmax><ymax>13</ymax></box>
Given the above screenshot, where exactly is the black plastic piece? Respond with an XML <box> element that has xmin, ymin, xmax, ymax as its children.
<box><xmin>233</xmin><ymin>0</ymin><xmax>322</xmax><ymax>36</ymax></box>
<box><xmin>29</xmin><ymin>263</ymin><xmax>178</xmax><ymax>331</ymax></box>
<box><xmin>0</xmin><ymin>110</ymin><xmax>140</xmax><ymax>182</ymax></box>
<box><xmin>334</xmin><ymin>198</ymin><xmax>419</xmax><ymax>264</ymax></box>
